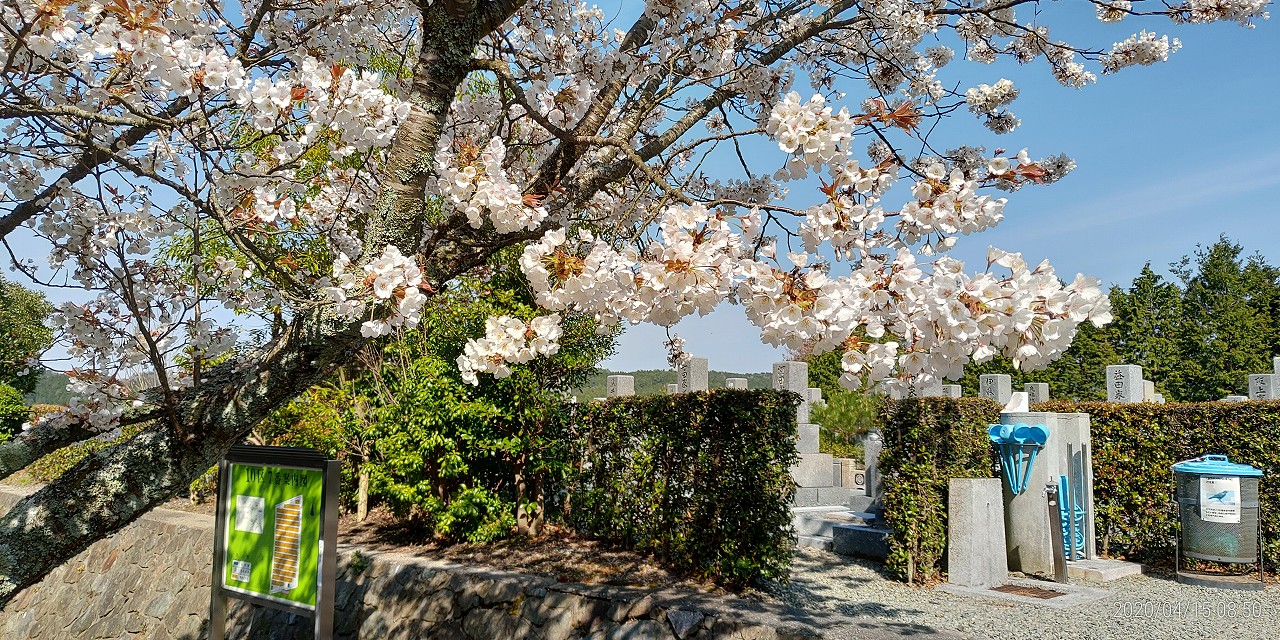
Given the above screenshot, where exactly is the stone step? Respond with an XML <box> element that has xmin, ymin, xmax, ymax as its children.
<box><xmin>1067</xmin><ymin>558</ymin><xmax>1145</xmax><ymax>582</ymax></box>
<box><xmin>793</xmin><ymin>514</ymin><xmax>838</xmax><ymax>537</ymax></box>
<box><xmin>832</xmin><ymin>523</ymin><xmax>892</xmax><ymax>560</ymax></box>
<box><xmin>795</xmin><ymin>534</ymin><xmax>833</xmax><ymax>551</ymax></box>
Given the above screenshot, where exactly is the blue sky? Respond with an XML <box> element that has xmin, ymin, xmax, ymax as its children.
<box><xmin>603</xmin><ymin>9</ymin><xmax>1280</xmax><ymax>373</ymax></box>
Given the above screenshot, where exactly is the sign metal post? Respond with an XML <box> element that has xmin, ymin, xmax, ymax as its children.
<box><xmin>209</xmin><ymin>445</ymin><xmax>339</xmax><ymax>639</ymax></box>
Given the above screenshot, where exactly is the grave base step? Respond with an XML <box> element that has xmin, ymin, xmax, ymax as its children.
<box><xmin>832</xmin><ymin>523</ymin><xmax>892</xmax><ymax>560</ymax></box>
<box><xmin>793</xmin><ymin>486</ymin><xmax>863</xmax><ymax>508</ymax></box>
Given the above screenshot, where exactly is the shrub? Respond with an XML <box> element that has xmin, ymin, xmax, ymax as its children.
<box><xmin>877</xmin><ymin>398</ymin><xmax>1001</xmax><ymax>584</ymax></box>
<box><xmin>0</xmin><ymin>383</ymin><xmax>28</xmax><ymax>437</ymax></box>
<box><xmin>566</xmin><ymin>389</ymin><xmax>799</xmax><ymax>590</ymax></box>
<box><xmin>813</xmin><ymin>391</ymin><xmax>880</xmax><ymax>460</ymax></box>
<box><xmin>1039</xmin><ymin>400</ymin><xmax>1280</xmax><ymax>569</ymax></box>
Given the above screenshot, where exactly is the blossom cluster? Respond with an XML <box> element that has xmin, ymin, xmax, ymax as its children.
<box><xmin>765</xmin><ymin>92</ymin><xmax>857</xmax><ymax>168</ymax></box>
<box><xmin>437</xmin><ymin>138</ymin><xmax>550</xmax><ymax>233</ymax></box>
<box><xmin>456</xmin><ymin>315</ymin><xmax>563</xmax><ymax>385</ymax></box>
<box><xmin>327</xmin><ymin>245</ymin><xmax>428</xmax><ymax>338</ymax></box>
<box><xmin>520</xmin><ymin>204</ymin><xmax>746</xmax><ymax>330</ymax></box>
<box><xmin>1101</xmin><ymin>31</ymin><xmax>1182</xmax><ymax>74</ymax></box>
<box><xmin>238</xmin><ymin>57</ymin><xmax>411</xmax><ymax>159</ymax></box>
<box><xmin>965</xmin><ymin>79</ymin><xmax>1021</xmax><ymax>134</ymax></box>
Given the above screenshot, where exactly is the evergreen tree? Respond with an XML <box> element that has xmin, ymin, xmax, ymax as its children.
<box><xmin>1170</xmin><ymin>238</ymin><xmax>1272</xmax><ymax>401</ymax></box>
<box><xmin>1107</xmin><ymin>265</ymin><xmax>1183</xmax><ymax>398</ymax></box>
<box><xmin>0</xmin><ymin>275</ymin><xmax>54</xmax><ymax>395</ymax></box>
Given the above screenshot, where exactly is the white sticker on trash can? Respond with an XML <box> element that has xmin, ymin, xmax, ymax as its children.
<box><xmin>1199</xmin><ymin>476</ymin><xmax>1241</xmax><ymax>524</ymax></box>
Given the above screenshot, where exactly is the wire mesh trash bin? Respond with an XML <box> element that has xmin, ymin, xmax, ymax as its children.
<box><xmin>1172</xmin><ymin>454</ymin><xmax>1263</xmax><ymax>590</ymax></box>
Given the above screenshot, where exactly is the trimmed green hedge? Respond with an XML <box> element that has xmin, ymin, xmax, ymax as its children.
<box><xmin>877</xmin><ymin>398</ymin><xmax>1001</xmax><ymax>584</ymax></box>
<box><xmin>566</xmin><ymin>389</ymin><xmax>800</xmax><ymax>589</ymax></box>
<box><xmin>1040</xmin><ymin>400</ymin><xmax>1280</xmax><ymax>569</ymax></box>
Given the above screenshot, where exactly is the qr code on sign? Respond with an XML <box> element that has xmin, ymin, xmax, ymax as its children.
<box><xmin>230</xmin><ymin>560</ymin><xmax>252</xmax><ymax>583</ymax></box>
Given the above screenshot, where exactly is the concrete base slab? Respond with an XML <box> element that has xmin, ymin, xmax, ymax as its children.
<box><xmin>794</xmin><ymin>515</ymin><xmax>836</xmax><ymax>537</ymax></box>
<box><xmin>1176</xmin><ymin>570</ymin><xmax>1265</xmax><ymax>591</ymax></box>
<box><xmin>935</xmin><ymin>579</ymin><xmax>1110</xmax><ymax>609</ymax></box>
<box><xmin>795</xmin><ymin>535</ymin><xmax>833</xmax><ymax>551</ymax></box>
<box><xmin>1067</xmin><ymin>558</ymin><xmax>1144</xmax><ymax>582</ymax></box>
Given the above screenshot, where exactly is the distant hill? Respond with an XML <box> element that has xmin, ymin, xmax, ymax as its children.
<box><xmin>24</xmin><ymin>371</ymin><xmax>72</xmax><ymax>406</ymax></box>
<box><xmin>571</xmin><ymin>369</ymin><xmax>773</xmax><ymax>400</ymax></box>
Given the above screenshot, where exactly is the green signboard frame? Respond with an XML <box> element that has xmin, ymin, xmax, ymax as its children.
<box><xmin>209</xmin><ymin>445</ymin><xmax>339</xmax><ymax>640</ymax></box>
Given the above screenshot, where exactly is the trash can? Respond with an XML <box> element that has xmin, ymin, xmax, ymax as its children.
<box><xmin>1171</xmin><ymin>454</ymin><xmax>1263</xmax><ymax>589</ymax></box>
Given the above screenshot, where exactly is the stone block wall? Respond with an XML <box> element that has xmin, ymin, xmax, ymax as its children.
<box><xmin>0</xmin><ymin>485</ymin><xmax>210</xmax><ymax>640</ymax></box>
<box><xmin>0</xmin><ymin>485</ymin><xmax>923</xmax><ymax>640</ymax></box>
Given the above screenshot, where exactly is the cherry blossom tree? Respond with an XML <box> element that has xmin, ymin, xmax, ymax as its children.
<box><xmin>0</xmin><ymin>0</ymin><xmax>1269</xmax><ymax>604</ymax></box>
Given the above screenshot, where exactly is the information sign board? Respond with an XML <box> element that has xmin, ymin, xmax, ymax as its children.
<box><xmin>222</xmin><ymin>463</ymin><xmax>325</xmax><ymax>608</ymax></box>
<box><xmin>209</xmin><ymin>445</ymin><xmax>338</xmax><ymax>640</ymax></box>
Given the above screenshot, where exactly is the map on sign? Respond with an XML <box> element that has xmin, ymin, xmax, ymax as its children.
<box><xmin>222</xmin><ymin>463</ymin><xmax>324</xmax><ymax>609</ymax></box>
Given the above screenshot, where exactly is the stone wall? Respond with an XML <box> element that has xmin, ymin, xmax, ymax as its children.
<box><xmin>0</xmin><ymin>485</ymin><xmax>953</xmax><ymax>640</ymax></box>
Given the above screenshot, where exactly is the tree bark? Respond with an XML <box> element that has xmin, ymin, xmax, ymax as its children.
<box><xmin>514</xmin><ymin>466</ymin><xmax>543</xmax><ymax>537</ymax></box>
<box><xmin>0</xmin><ymin>422</ymin><xmax>96</xmax><ymax>480</ymax></box>
<box><xmin>357</xmin><ymin>449</ymin><xmax>371</xmax><ymax>522</ymax></box>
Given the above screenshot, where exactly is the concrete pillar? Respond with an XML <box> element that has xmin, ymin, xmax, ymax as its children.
<box><xmin>947</xmin><ymin>479</ymin><xmax>1009</xmax><ymax>588</ymax></box>
<box><xmin>997</xmin><ymin>411</ymin><xmax>1095</xmax><ymax>576</ymax></box>
<box><xmin>864</xmin><ymin>431</ymin><xmax>884</xmax><ymax>514</ymax></box>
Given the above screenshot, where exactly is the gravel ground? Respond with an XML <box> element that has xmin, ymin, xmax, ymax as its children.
<box><xmin>764</xmin><ymin>548</ymin><xmax>1280</xmax><ymax>640</ymax></box>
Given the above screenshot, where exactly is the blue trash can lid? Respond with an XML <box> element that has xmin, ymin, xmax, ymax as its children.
<box><xmin>1171</xmin><ymin>454</ymin><xmax>1262</xmax><ymax>477</ymax></box>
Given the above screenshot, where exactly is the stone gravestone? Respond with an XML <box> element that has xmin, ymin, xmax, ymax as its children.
<box><xmin>1275</xmin><ymin>356</ymin><xmax>1280</xmax><ymax>375</ymax></box>
<box><xmin>1223</xmin><ymin>395</ymin><xmax>1248</xmax><ymax>403</ymax></box>
<box><xmin>1142</xmin><ymin>380</ymin><xmax>1155</xmax><ymax>403</ymax></box>
<box><xmin>947</xmin><ymin>478</ymin><xmax>1008</xmax><ymax>589</ymax></box>
<box><xmin>606</xmin><ymin>375</ymin><xmax>634</xmax><ymax>398</ymax></box>
<box><xmin>774</xmin><ymin>361</ymin><xmax>810</xmax><ymax>423</ymax></box>
<box><xmin>807</xmin><ymin>387</ymin><xmax>823</xmax><ymax>407</ymax></box>
<box><xmin>677</xmin><ymin>357</ymin><xmax>709</xmax><ymax>393</ymax></box>
<box><xmin>941</xmin><ymin>384</ymin><xmax>962</xmax><ymax>398</ymax></box>
<box><xmin>724</xmin><ymin>377</ymin><xmax>748</xmax><ymax>389</ymax></box>
<box><xmin>777</xmin><ymin>361</ymin><xmax>846</xmax><ymax>507</ymax></box>
<box><xmin>1248</xmin><ymin>374</ymin><xmax>1279</xmax><ymax>400</ymax></box>
<box><xmin>1024</xmin><ymin>383</ymin><xmax>1049</xmax><ymax>404</ymax></box>
<box><xmin>665</xmin><ymin>383</ymin><xmax>678</xmax><ymax>395</ymax></box>
<box><xmin>979</xmin><ymin>374</ymin><xmax>1012</xmax><ymax>404</ymax></box>
<box><xmin>909</xmin><ymin>378</ymin><xmax>944</xmax><ymax>398</ymax></box>
<box><xmin>1105</xmin><ymin>365</ymin><xmax>1143</xmax><ymax>403</ymax></box>
<box><xmin>1153</xmin><ymin>393</ymin><xmax>1165</xmax><ymax>404</ymax></box>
